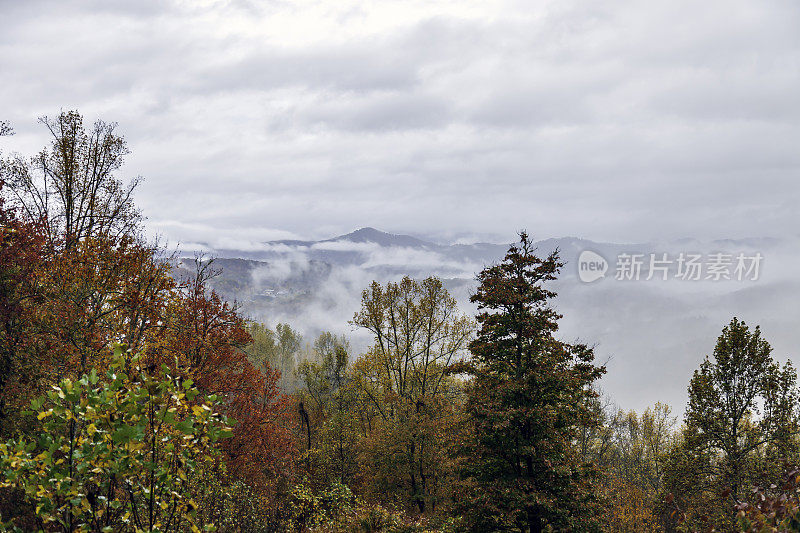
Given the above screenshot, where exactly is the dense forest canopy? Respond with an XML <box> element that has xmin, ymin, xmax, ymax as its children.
<box><xmin>0</xmin><ymin>112</ymin><xmax>798</xmax><ymax>532</ymax></box>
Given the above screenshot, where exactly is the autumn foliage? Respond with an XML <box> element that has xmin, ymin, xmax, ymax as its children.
<box><xmin>0</xmin><ymin>112</ymin><xmax>295</xmax><ymax>529</ymax></box>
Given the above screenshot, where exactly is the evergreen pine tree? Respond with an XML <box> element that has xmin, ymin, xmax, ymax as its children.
<box><xmin>460</xmin><ymin>232</ymin><xmax>606</xmax><ymax>532</ymax></box>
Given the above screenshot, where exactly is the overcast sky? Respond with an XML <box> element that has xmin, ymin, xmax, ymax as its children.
<box><xmin>2</xmin><ymin>0</ymin><xmax>799</xmax><ymax>247</ymax></box>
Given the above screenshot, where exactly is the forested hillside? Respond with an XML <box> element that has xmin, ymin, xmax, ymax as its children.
<box><xmin>1</xmin><ymin>113</ymin><xmax>799</xmax><ymax>532</ymax></box>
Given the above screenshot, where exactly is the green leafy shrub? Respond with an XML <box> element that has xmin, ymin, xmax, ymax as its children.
<box><xmin>0</xmin><ymin>344</ymin><xmax>232</xmax><ymax>532</ymax></box>
<box><xmin>190</xmin><ymin>469</ymin><xmax>279</xmax><ymax>533</ymax></box>
<box><xmin>287</xmin><ymin>479</ymin><xmax>355</xmax><ymax>531</ymax></box>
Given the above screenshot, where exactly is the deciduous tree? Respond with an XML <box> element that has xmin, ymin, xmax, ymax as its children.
<box><xmin>351</xmin><ymin>276</ymin><xmax>472</xmax><ymax>514</ymax></box>
<box><xmin>1</xmin><ymin>111</ymin><xmax>140</xmax><ymax>249</ymax></box>
<box><xmin>664</xmin><ymin>318</ymin><xmax>799</xmax><ymax>530</ymax></box>
<box><xmin>159</xmin><ymin>259</ymin><xmax>297</xmax><ymax>506</ymax></box>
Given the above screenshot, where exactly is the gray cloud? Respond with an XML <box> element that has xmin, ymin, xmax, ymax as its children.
<box><xmin>2</xmin><ymin>0</ymin><xmax>798</xmax><ymax>243</ymax></box>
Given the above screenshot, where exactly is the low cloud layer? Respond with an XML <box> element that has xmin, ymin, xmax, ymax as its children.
<box><xmin>190</xmin><ymin>233</ymin><xmax>800</xmax><ymax>414</ymax></box>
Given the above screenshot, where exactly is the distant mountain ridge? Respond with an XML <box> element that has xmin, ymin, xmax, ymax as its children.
<box><xmin>268</xmin><ymin>227</ymin><xmax>445</xmax><ymax>249</ymax></box>
<box><xmin>203</xmin><ymin>227</ymin><xmax>783</xmax><ymax>280</ymax></box>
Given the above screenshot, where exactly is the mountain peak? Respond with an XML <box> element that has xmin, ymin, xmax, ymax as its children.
<box><xmin>341</xmin><ymin>227</ymin><xmax>384</xmax><ymax>240</ymax></box>
<box><xmin>328</xmin><ymin>227</ymin><xmax>434</xmax><ymax>248</ymax></box>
